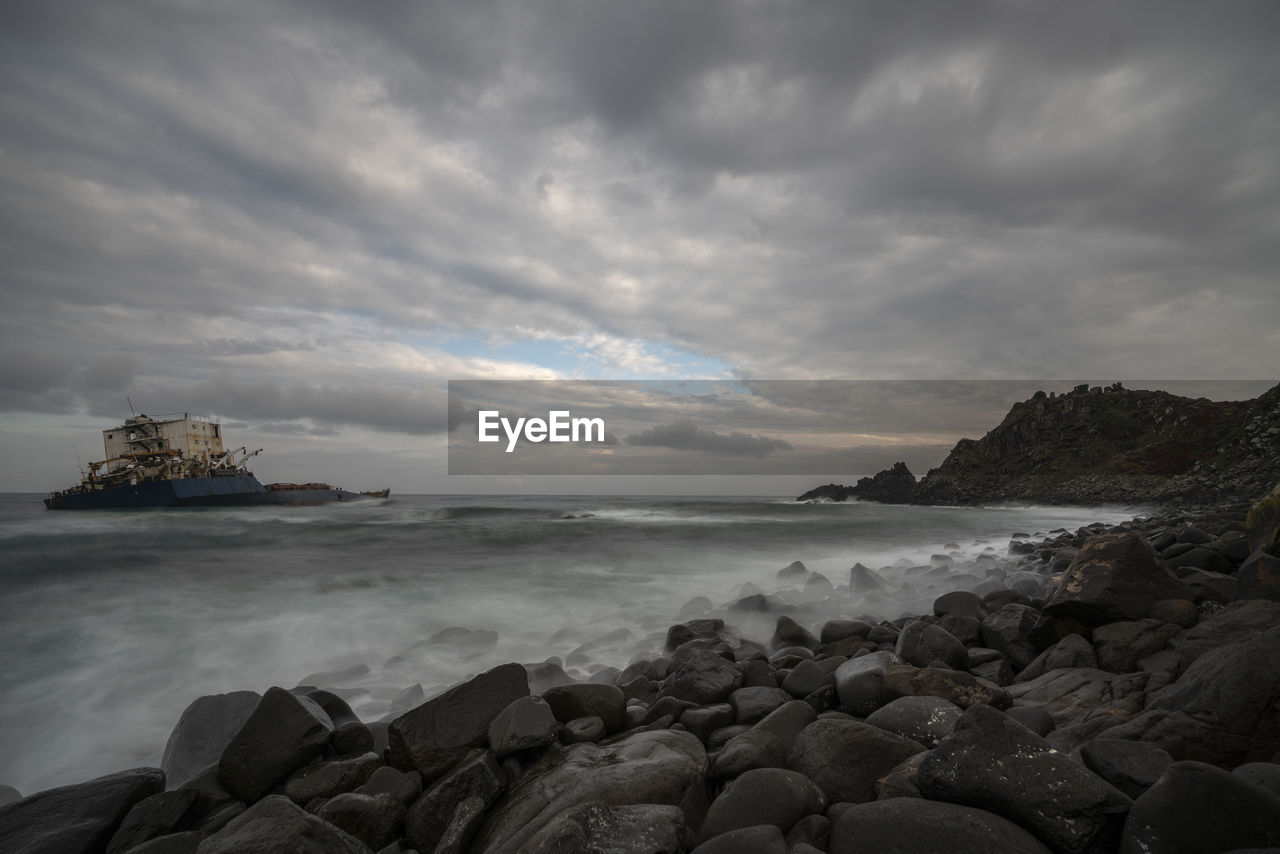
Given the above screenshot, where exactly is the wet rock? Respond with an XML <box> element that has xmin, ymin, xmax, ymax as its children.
<box><xmin>161</xmin><ymin>692</ymin><xmax>260</xmax><ymax>789</ymax></box>
<box><xmin>0</xmin><ymin>786</ymin><xmax>18</xmax><ymax>809</ymax></box>
<box><xmin>1237</xmin><ymin>550</ymin><xmax>1280</xmax><ymax>601</ymax></box>
<box><xmin>785</xmin><ymin>814</ymin><xmax>831</xmax><ymax>848</ymax></box>
<box><xmin>937</xmin><ymin>613</ymin><xmax>983</xmax><ymax>646</ymax></box>
<box><xmin>124</xmin><ymin>831</ymin><xmax>206</xmax><ymax>853</ymax></box>
<box><xmin>1078</xmin><ymin>739</ymin><xmax>1173</xmax><ymax>800</ymax></box>
<box><xmin>283</xmin><ymin>752</ymin><xmax>382</xmax><ymax>803</ymax></box>
<box><xmin>1234</xmin><ymin>762</ymin><xmax>1280</xmax><ymax>799</ymax></box>
<box><xmin>865</xmin><ymin>696</ymin><xmax>963</xmax><ymax>748</ymax></box>
<box><xmin>1166</xmin><ymin>599</ymin><xmax>1280</xmax><ymax>666</ymax></box>
<box><xmin>0</xmin><ymin>768</ymin><xmax>164</xmax><ymax>854</ymax></box>
<box><xmin>487</xmin><ymin>696</ymin><xmax>559</xmax><ymax>757</ymax></box>
<box><xmin>712</xmin><ymin>701</ymin><xmax>815</xmax><ymax>780</ymax></box>
<box><xmin>1149</xmin><ymin>598</ymin><xmax>1198</xmax><ymax>628</ymax></box>
<box><xmin>778</xmin><ymin>560</ymin><xmax>809</xmax><ymax>581</ymax></box>
<box><xmin>1004</xmin><ymin>705</ymin><xmax>1055</xmax><ymax>737</ymax></box>
<box><xmin>665</xmin><ymin>619</ymin><xmax>727</xmax><ymax>652</ymax></box>
<box><xmin>543</xmin><ymin>683</ymin><xmax>626</xmax><ymax>734</ymax></box>
<box><xmin>917</xmin><ymin>704</ymin><xmax>1131</xmax><ymax>854</ymax></box>
<box><xmin>829</xmin><ymin>799</ymin><xmax>1052</xmax><ymax>854</ymax></box>
<box><xmin>1119</xmin><ymin>761</ymin><xmax>1280</xmax><ymax>854</ymax></box>
<box><xmin>469</xmin><ymin>729</ymin><xmax>708</xmax><ymax>853</ymax></box>
<box><xmin>882</xmin><ymin>664</ymin><xmax>1011</xmax><ymax>710</ymax></box>
<box><xmin>404</xmin><ymin>749</ymin><xmax>504</xmax><ymax>854</ymax></box>
<box><xmin>217</xmin><ymin>687</ymin><xmax>335</xmax><ymax>802</ymax></box>
<box><xmin>524</xmin><ymin>661</ymin><xmax>576</xmax><ymax>695</ymax></box>
<box><xmin>786</xmin><ymin>719</ymin><xmax>921</xmax><ymax>804</ymax></box>
<box><xmin>690</xmin><ymin>824</ymin><xmax>787</xmax><ymax>854</ymax></box>
<box><xmin>1042</xmin><ymin>533</ymin><xmax>1193</xmax><ymax>628</ymax></box>
<box><xmin>195</xmin><ymin>794</ymin><xmax>369</xmax><ymax>854</ymax></box>
<box><xmin>833</xmin><ymin>650</ymin><xmax>898</xmax><ymax>715</ymax></box>
<box><xmin>679</xmin><ymin>704</ymin><xmax>734</xmax><ymax>743</ymax></box>
<box><xmin>1092</xmin><ymin>619</ymin><xmax>1181</xmax><ymax>673</ymax></box>
<box><xmin>516</xmin><ymin>802</ymin><xmax>686</xmax><ymax>854</ymax></box>
<box><xmin>658</xmin><ymin>649</ymin><xmax>743</xmax><ymax>705</ymax></box>
<box><xmin>696</xmin><ymin>768</ymin><xmax>825</xmax><ymax>844</ymax></box>
<box><xmin>849</xmin><ymin>563</ymin><xmax>890</xmax><ymax>594</ymax></box>
<box><xmin>894</xmin><ymin>620</ymin><xmax>968</xmax><ymax>669</ymax></box>
<box><xmin>1100</xmin><ymin>628</ymin><xmax>1280</xmax><ymax>767</ymax></box>
<box><xmin>980</xmin><ymin>604</ymin><xmax>1039</xmax><ymax>672</ymax></box>
<box><xmin>388</xmin><ymin>662</ymin><xmax>529</xmax><ymax>783</ymax></box>
<box><xmin>1166</xmin><ymin>546</ymin><xmax>1235</xmax><ymax>575</ymax></box>
<box><xmin>875</xmin><ymin>752</ymin><xmax>928</xmax><ymax>800</ymax></box>
<box><xmin>314</xmin><ymin>792</ymin><xmax>405</xmax><ymax>851</ymax></box>
<box><xmin>1007</xmin><ymin>667</ymin><xmax>1147</xmax><ymax>740</ymax></box>
<box><xmin>306</xmin><ymin>689</ymin><xmax>374</xmax><ymax>756</ymax></box>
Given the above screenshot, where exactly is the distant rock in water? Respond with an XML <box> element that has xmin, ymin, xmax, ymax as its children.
<box><xmin>798</xmin><ymin>381</ymin><xmax>1280</xmax><ymax>506</ymax></box>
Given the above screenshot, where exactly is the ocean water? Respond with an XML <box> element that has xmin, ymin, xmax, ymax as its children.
<box><xmin>0</xmin><ymin>492</ymin><xmax>1139</xmax><ymax>795</ymax></box>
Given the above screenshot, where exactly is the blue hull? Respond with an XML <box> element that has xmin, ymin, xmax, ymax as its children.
<box><xmin>44</xmin><ymin>475</ymin><xmax>362</xmax><ymax>509</ymax></box>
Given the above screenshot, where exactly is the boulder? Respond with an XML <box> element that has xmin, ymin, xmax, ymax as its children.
<box><xmin>980</xmin><ymin>604</ymin><xmax>1039</xmax><ymax>672</ymax></box>
<box><xmin>404</xmin><ymin>750</ymin><xmax>504</xmax><ymax>853</ymax></box>
<box><xmin>1245</xmin><ymin>486</ymin><xmax>1280</xmax><ymax>556</ymax></box>
<box><xmin>160</xmin><ymin>692</ymin><xmax>260</xmax><ymax>789</ymax></box>
<box><xmin>516</xmin><ymin>802</ymin><xmax>686</xmax><ymax>854</ymax></box>
<box><xmin>728</xmin><ymin>686</ymin><xmax>790</xmax><ymax>725</ymax></box>
<box><xmin>282</xmin><ymin>752</ymin><xmax>381</xmax><ymax>804</ymax></box>
<box><xmin>696</xmin><ymin>768</ymin><xmax>825</xmax><ymax>844</ymax></box>
<box><xmin>933</xmin><ymin>590</ymin><xmax>987</xmax><ymax>619</ymax></box>
<box><xmin>468</xmin><ymin>729</ymin><xmax>708</xmax><ymax>854</ymax></box>
<box><xmin>1166</xmin><ymin>599</ymin><xmax>1280</xmax><ymax>666</ymax></box>
<box><xmin>1006</xmin><ymin>667</ymin><xmax>1148</xmax><ymax>741</ymax></box>
<box><xmin>1236</xmin><ymin>550</ymin><xmax>1280</xmax><ymax>601</ymax></box>
<box><xmin>882</xmin><ymin>664</ymin><xmax>1011</xmax><ymax>709</ymax></box>
<box><xmin>894</xmin><ymin>620</ymin><xmax>968</xmax><ymax>669</ymax></box>
<box><xmin>1092</xmin><ymin>619</ymin><xmax>1181</xmax><ymax>673</ymax></box>
<box><xmin>1165</xmin><ymin>547</ymin><xmax>1235</xmax><ymax>575</ymax></box>
<box><xmin>820</xmin><ymin>619</ymin><xmax>870</xmax><ymax>644</ymax></box>
<box><xmin>1042</xmin><ymin>533</ymin><xmax>1193</xmax><ymax>628</ymax></box>
<box><xmin>828</xmin><ymin>799</ymin><xmax>1052</xmax><ymax>854</ymax></box>
<box><xmin>849</xmin><ymin>563</ymin><xmax>890</xmax><ymax>594</ymax></box>
<box><xmin>658</xmin><ymin>649</ymin><xmax>743</xmax><ymax>705</ymax></box>
<box><xmin>1017</xmin><ymin>634</ymin><xmax>1098</xmax><ymax>682</ymax></box>
<box><xmin>1077</xmin><ymin>740</ymin><xmax>1173</xmax><ymax>800</ymax></box>
<box><xmin>195</xmin><ymin>794</ymin><xmax>369</xmax><ymax>854</ymax></box>
<box><xmin>1119</xmin><ymin>761</ymin><xmax>1280</xmax><ymax>854</ymax></box>
<box><xmin>304</xmin><ymin>690</ymin><xmax>373</xmax><ymax>756</ymax></box>
<box><xmin>0</xmin><ymin>768</ymin><xmax>164</xmax><ymax>854</ymax></box>
<box><xmin>937</xmin><ymin>613</ymin><xmax>984</xmax><ymax>646</ymax></box>
<box><xmin>712</xmin><ymin>701</ymin><xmax>815</xmax><ymax>780</ymax></box>
<box><xmin>785</xmin><ymin>719</ymin><xmax>921</xmax><ymax>804</ymax></box>
<box><xmin>388</xmin><ymin>663</ymin><xmax>529</xmax><ymax>783</ymax></box>
<box><xmin>106</xmin><ymin>789</ymin><xmax>205</xmax><ymax>854</ymax></box>
<box><xmin>487</xmin><ymin>696</ymin><xmax>559</xmax><ymax>757</ymax></box>
<box><xmin>917</xmin><ymin>704</ymin><xmax>1131</xmax><ymax>854</ymax></box>
<box><xmin>781</xmin><ymin>660</ymin><xmax>833</xmax><ymax>699</ymax></box>
<box><xmin>769</xmin><ymin>616</ymin><xmax>820</xmax><ymax>651</ymax></box>
<box><xmin>680</xmin><ymin>704</ymin><xmax>734</xmax><ymax>743</ymax></box>
<box><xmin>833</xmin><ymin>651</ymin><xmax>897</xmax><ymax>715</ymax></box>
<box><xmin>690</xmin><ymin>824</ymin><xmax>787</xmax><ymax>854</ymax></box>
<box><xmin>313</xmin><ymin>792</ymin><xmax>405</xmax><ymax>851</ymax></box>
<box><xmin>542</xmin><ymin>684</ymin><xmax>626</xmax><ymax>734</ymax></box>
<box><xmin>216</xmin><ymin>687</ymin><xmax>335</xmax><ymax>802</ymax></box>
<box><xmin>1099</xmin><ymin>628</ymin><xmax>1280</xmax><ymax>767</ymax></box>
<box><xmin>865</xmin><ymin>696</ymin><xmax>963</xmax><ymax>748</ymax></box>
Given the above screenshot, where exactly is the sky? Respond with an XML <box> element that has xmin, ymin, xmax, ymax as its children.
<box><xmin>1</xmin><ymin>2</ymin><xmax>1278</xmax><ymax>493</ymax></box>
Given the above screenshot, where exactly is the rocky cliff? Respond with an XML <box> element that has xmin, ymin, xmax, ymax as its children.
<box><xmin>800</xmin><ymin>382</ymin><xmax>1280</xmax><ymax>506</ymax></box>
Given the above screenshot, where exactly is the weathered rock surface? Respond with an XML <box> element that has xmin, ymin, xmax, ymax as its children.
<box><xmin>1119</xmin><ymin>760</ymin><xmax>1280</xmax><ymax>854</ymax></box>
<box><xmin>882</xmin><ymin>664</ymin><xmax>1012</xmax><ymax>709</ymax></box>
<box><xmin>917</xmin><ymin>704</ymin><xmax>1131</xmax><ymax>854</ymax></box>
<box><xmin>1077</xmin><ymin>740</ymin><xmax>1173</xmax><ymax>800</ymax></box>
<box><xmin>487</xmin><ymin>696</ymin><xmax>559</xmax><ymax>757</ymax></box>
<box><xmin>195</xmin><ymin>794</ymin><xmax>370</xmax><ymax>854</ymax></box>
<box><xmin>1042</xmin><ymin>533</ymin><xmax>1193</xmax><ymax>628</ymax></box>
<box><xmin>1100</xmin><ymin>628</ymin><xmax>1280</xmax><ymax>767</ymax></box>
<box><xmin>106</xmin><ymin>788</ymin><xmax>205</xmax><ymax>854</ymax></box>
<box><xmin>829</xmin><ymin>798</ymin><xmax>1053</xmax><ymax>854</ymax></box>
<box><xmin>895</xmin><ymin>620</ymin><xmax>968</xmax><ymax>669</ymax></box>
<box><xmin>865</xmin><ymin>696</ymin><xmax>963</xmax><ymax>748</ymax></box>
<box><xmin>404</xmin><ymin>749</ymin><xmax>505</xmax><ymax>853</ymax></box>
<box><xmin>696</xmin><ymin>768</ymin><xmax>824</xmax><ymax>844</ymax></box>
<box><xmin>712</xmin><ymin>701</ymin><xmax>815</xmax><ymax>780</ymax></box>
<box><xmin>470</xmin><ymin>729</ymin><xmax>708</xmax><ymax>854</ymax></box>
<box><xmin>0</xmin><ymin>767</ymin><xmax>165</xmax><ymax>854</ymax></box>
<box><xmin>517</xmin><ymin>802</ymin><xmax>687</xmax><ymax>854</ymax></box>
<box><xmin>786</xmin><ymin>719</ymin><xmax>921</xmax><ymax>804</ymax></box>
<box><xmin>388</xmin><ymin>663</ymin><xmax>529</xmax><ymax>782</ymax></box>
<box><xmin>543</xmin><ymin>683</ymin><xmax>626</xmax><ymax>734</ymax></box>
<box><xmin>658</xmin><ymin>649</ymin><xmax>743</xmax><ymax>705</ymax></box>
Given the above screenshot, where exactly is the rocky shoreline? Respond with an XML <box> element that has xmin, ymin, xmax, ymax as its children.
<box><xmin>3</xmin><ymin>493</ymin><xmax>1280</xmax><ymax>853</ymax></box>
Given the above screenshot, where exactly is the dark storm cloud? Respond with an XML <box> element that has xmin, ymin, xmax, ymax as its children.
<box><xmin>1</xmin><ymin>1</ymin><xmax>1278</xmax><ymax>491</ymax></box>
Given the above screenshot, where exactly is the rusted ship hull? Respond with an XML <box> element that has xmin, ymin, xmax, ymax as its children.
<box><xmin>44</xmin><ymin>474</ymin><xmax>368</xmax><ymax>510</ymax></box>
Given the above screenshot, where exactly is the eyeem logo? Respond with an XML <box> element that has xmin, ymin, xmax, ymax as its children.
<box><xmin>478</xmin><ymin>410</ymin><xmax>607</xmax><ymax>453</ymax></box>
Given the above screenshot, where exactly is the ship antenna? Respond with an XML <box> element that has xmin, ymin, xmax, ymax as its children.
<box><xmin>126</xmin><ymin>396</ymin><xmax>136</xmax><ymax>416</ymax></box>
<box><xmin>73</xmin><ymin>443</ymin><xmax>86</xmax><ymax>477</ymax></box>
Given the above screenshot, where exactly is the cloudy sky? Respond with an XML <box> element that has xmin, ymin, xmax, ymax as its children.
<box><xmin>2</xmin><ymin>2</ymin><xmax>1277</xmax><ymax>492</ymax></box>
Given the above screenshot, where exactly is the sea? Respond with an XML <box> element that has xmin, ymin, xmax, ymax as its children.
<box><xmin>0</xmin><ymin>492</ymin><xmax>1141</xmax><ymax>796</ymax></box>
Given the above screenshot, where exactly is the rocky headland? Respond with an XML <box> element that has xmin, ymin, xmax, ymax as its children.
<box><xmin>798</xmin><ymin>381</ymin><xmax>1280</xmax><ymax>506</ymax></box>
<box><xmin>3</xmin><ymin>486</ymin><xmax>1280</xmax><ymax>853</ymax></box>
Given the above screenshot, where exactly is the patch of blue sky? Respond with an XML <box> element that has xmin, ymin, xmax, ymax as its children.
<box><xmin>431</xmin><ymin>331</ymin><xmax>734</xmax><ymax>380</ymax></box>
